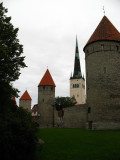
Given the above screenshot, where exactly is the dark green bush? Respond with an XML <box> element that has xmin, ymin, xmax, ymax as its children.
<box><xmin>0</xmin><ymin>106</ymin><xmax>39</xmax><ymax>160</ymax></box>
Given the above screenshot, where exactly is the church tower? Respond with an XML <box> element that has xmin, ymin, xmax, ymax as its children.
<box><xmin>38</xmin><ymin>69</ymin><xmax>56</xmax><ymax>127</ymax></box>
<box><xmin>70</xmin><ymin>37</ymin><xmax>85</xmax><ymax>104</ymax></box>
<box><xmin>19</xmin><ymin>90</ymin><xmax>32</xmax><ymax>112</ymax></box>
<box><xmin>84</xmin><ymin>16</ymin><xmax>120</xmax><ymax>130</ymax></box>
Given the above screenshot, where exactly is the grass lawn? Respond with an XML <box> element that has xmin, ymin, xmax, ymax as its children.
<box><xmin>36</xmin><ymin>128</ymin><xmax>120</xmax><ymax>160</ymax></box>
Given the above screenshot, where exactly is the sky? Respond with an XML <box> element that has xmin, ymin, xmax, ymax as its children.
<box><xmin>2</xmin><ymin>0</ymin><xmax>120</xmax><ymax>107</ymax></box>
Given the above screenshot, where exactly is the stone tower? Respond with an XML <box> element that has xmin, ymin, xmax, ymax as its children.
<box><xmin>70</xmin><ymin>37</ymin><xmax>85</xmax><ymax>104</ymax></box>
<box><xmin>19</xmin><ymin>90</ymin><xmax>32</xmax><ymax>112</ymax></box>
<box><xmin>38</xmin><ymin>69</ymin><xmax>56</xmax><ymax>128</ymax></box>
<box><xmin>84</xmin><ymin>16</ymin><xmax>120</xmax><ymax>130</ymax></box>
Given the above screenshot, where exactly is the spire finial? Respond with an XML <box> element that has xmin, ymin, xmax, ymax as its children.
<box><xmin>76</xmin><ymin>35</ymin><xmax>78</xmax><ymax>47</ymax></box>
<box><xmin>103</xmin><ymin>6</ymin><xmax>105</xmax><ymax>15</ymax></box>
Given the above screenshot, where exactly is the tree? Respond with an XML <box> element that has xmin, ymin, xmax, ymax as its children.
<box><xmin>0</xmin><ymin>107</ymin><xmax>39</xmax><ymax>160</ymax></box>
<box><xmin>55</xmin><ymin>96</ymin><xmax>77</xmax><ymax>111</ymax></box>
<box><xmin>0</xmin><ymin>3</ymin><xmax>39</xmax><ymax>159</ymax></box>
<box><xmin>0</xmin><ymin>2</ymin><xmax>26</xmax><ymax>111</ymax></box>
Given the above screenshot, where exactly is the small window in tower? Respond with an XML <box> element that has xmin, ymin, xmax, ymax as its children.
<box><xmin>87</xmin><ymin>49</ymin><xmax>89</xmax><ymax>53</ymax></box>
<box><xmin>51</xmin><ymin>87</ymin><xmax>53</xmax><ymax>91</ymax></box>
<box><xmin>101</xmin><ymin>44</ymin><xmax>104</xmax><ymax>50</ymax></box>
<box><xmin>88</xmin><ymin>107</ymin><xmax>91</xmax><ymax>113</ymax></box>
<box><xmin>116</xmin><ymin>46</ymin><xmax>119</xmax><ymax>51</ymax></box>
<box><xmin>77</xmin><ymin>84</ymin><xmax>79</xmax><ymax>88</ymax></box>
<box><xmin>73</xmin><ymin>84</ymin><xmax>74</xmax><ymax>88</ymax></box>
<box><xmin>43</xmin><ymin>86</ymin><xmax>45</xmax><ymax>90</ymax></box>
<box><xmin>43</xmin><ymin>99</ymin><xmax>44</xmax><ymax>102</ymax></box>
<box><xmin>104</xmin><ymin>67</ymin><xmax>107</xmax><ymax>74</ymax></box>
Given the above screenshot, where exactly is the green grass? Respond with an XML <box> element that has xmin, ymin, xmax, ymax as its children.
<box><xmin>36</xmin><ymin>128</ymin><xmax>120</xmax><ymax>160</ymax></box>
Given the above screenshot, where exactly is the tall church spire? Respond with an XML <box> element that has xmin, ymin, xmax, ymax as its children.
<box><xmin>72</xmin><ymin>36</ymin><xmax>82</xmax><ymax>79</ymax></box>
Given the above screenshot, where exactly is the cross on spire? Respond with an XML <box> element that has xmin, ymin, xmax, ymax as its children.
<box><xmin>103</xmin><ymin>6</ymin><xmax>105</xmax><ymax>15</ymax></box>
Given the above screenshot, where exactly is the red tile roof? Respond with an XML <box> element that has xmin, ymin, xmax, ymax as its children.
<box><xmin>38</xmin><ymin>69</ymin><xmax>56</xmax><ymax>87</ymax></box>
<box><xmin>32</xmin><ymin>104</ymin><xmax>38</xmax><ymax>111</ymax></box>
<box><xmin>20</xmin><ymin>90</ymin><xmax>32</xmax><ymax>100</ymax></box>
<box><xmin>84</xmin><ymin>16</ymin><xmax>120</xmax><ymax>50</ymax></box>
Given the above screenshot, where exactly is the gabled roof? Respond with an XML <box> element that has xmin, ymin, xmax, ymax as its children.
<box><xmin>84</xmin><ymin>16</ymin><xmax>120</xmax><ymax>50</ymax></box>
<box><xmin>32</xmin><ymin>104</ymin><xmax>38</xmax><ymax>111</ymax></box>
<box><xmin>20</xmin><ymin>90</ymin><xmax>32</xmax><ymax>100</ymax></box>
<box><xmin>38</xmin><ymin>69</ymin><xmax>56</xmax><ymax>87</ymax></box>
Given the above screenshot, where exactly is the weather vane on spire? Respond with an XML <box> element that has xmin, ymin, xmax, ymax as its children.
<box><xmin>103</xmin><ymin>6</ymin><xmax>105</xmax><ymax>15</ymax></box>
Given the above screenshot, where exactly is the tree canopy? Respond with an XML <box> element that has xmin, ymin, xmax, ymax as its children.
<box><xmin>0</xmin><ymin>3</ymin><xmax>39</xmax><ymax>159</ymax></box>
<box><xmin>0</xmin><ymin>3</ymin><xmax>26</xmax><ymax>84</ymax></box>
<box><xmin>55</xmin><ymin>96</ymin><xmax>77</xmax><ymax>111</ymax></box>
<box><xmin>0</xmin><ymin>2</ymin><xmax>26</xmax><ymax>111</ymax></box>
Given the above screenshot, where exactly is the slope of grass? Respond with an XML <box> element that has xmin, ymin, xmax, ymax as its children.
<box><xmin>36</xmin><ymin>128</ymin><xmax>120</xmax><ymax>160</ymax></box>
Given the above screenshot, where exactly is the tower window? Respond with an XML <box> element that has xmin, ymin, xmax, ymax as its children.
<box><xmin>87</xmin><ymin>49</ymin><xmax>89</xmax><ymax>53</ymax></box>
<box><xmin>43</xmin><ymin>86</ymin><xmax>45</xmax><ymax>90</ymax></box>
<box><xmin>88</xmin><ymin>107</ymin><xmax>91</xmax><ymax>113</ymax></box>
<box><xmin>43</xmin><ymin>99</ymin><xmax>44</xmax><ymax>102</ymax></box>
<box><xmin>116</xmin><ymin>46</ymin><xmax>119</xmax><ymax>51</ymax></box>
<box><xmin>51</xmin><ymin>87</ymin><xmax>53</xmax><ymax>91</ymax></box>
<box><xmin>73</xmin><ymin>84</ymin><xmax>79</xmax><ymax>88</ymax></box>
<box><xmin>101</xmin><ymin>44</ymin><xmax>104</xmax><ymax>50</ymax></box>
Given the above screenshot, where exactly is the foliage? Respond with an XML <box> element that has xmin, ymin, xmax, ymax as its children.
<box><xmin>0</xmin><ymin>3</ymin><xmax>26</xmax><ymax>84</ymax></box>
<box><xmin>0</xmin><ymin>106</ymin><xmax>39</xmax><ymax>160</ymax></box>
<box><xmin>0</xmin><ymin>3</ymin><xmax>39</xmax><ymax>159</ymax></box>
<box><xmin>55</xmin><ymin>96</ymin><xmax>77</xmax><ymax>110</ymax></box>
<box><xmin>37</xmin><ymin>128</ymin><xmax>120</xmax><ymax>160</ymax></box>
<box><xmin>0</xmin><ymin>2</ymin><xmax>26</xmax><ymax>108</ymax></box>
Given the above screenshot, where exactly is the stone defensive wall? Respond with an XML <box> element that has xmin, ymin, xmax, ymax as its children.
<box><xmin>54</xmin><ymin>104</ymin><xmax>87</xmax><ymax>128</ymax></box>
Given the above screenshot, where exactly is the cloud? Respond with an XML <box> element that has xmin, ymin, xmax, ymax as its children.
<box><xmin>3</xmin><ymin>0</ymin><xmax>120</xmax><ymax>107</ymax></box>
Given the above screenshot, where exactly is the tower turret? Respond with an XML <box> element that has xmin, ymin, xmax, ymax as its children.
<box><xmin>70</xmin><ymin>37</ymin><xmax>85</xmax><ymax>104</ymax></box>
<box><xmin>19</xmin><ymin>90</ymin><xmax>32</xmax><ymax>112</ymax></box>
<box><xmin>84</xmin><ymin>16</ymin><xmax>120</xmax><ymax>130</ymax></box>
<box><xmin>38</xmin><ymin>69</ymin><xmax>56</xmax><ymax>127</ymax></box>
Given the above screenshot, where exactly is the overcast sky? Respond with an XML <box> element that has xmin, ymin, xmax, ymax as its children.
<box><xmin>2</xmin><ymin>0</ymin><xmax>120</xmax><ymax>107</ymax></box>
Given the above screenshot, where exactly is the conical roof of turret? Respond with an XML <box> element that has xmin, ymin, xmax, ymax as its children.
<box><xmin>38</xmin><ymin>69</ymin><xmax>56</xmax><ymax>87</ymax></box>
<box><xmin>20</xmin><ymin>90</ymin><xmax>32</xmax><ymax>100</ymax></box>
<box><xmin>84</xmin><ymin>16</ymin><xmax>120</xmax><ymax>50</ymax></box>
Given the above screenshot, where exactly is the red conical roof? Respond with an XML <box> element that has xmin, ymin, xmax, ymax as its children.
<box><xmin>38</xmin><ymin>69</ymin><xmax>56</xmax><ymax>87</ymax></box>
<box><xmin>84</xmin><ymin>16</ymin><xmax>120</xmax><ymax>50</ymax></box>
<box><xmin>20</xmin><ymin>90</ymin><xmax>32</xmax><ymax>100</ymax></box>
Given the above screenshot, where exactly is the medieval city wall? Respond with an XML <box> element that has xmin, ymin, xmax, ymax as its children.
<box><xmin>54</xmin><ymin>105</ymin><xmax>87</xmax><ymax>128</ymax></box>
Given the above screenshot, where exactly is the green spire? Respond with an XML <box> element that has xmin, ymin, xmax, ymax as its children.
<box><xmin>76</xmin><ymin>35</ymin><xmax>78</xmax><ymax>47</ymax></box>
<box><xmin>73</xmin><ymin>36</ymin><xmax>82</xmax><ymax>79</ymax></box>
